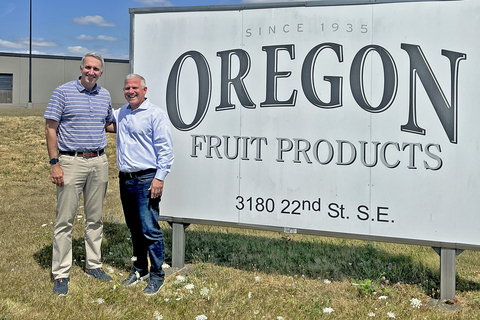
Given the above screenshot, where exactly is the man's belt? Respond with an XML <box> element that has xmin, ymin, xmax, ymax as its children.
<box><xmin>119</xmin><ymin>168</ymin><xmax>157</xmax><ymax>180</ymax></box>
<box><xmin>59</xmin><ymin>149</ymin><xmax>105</xmax><ymax>158</ymax></box>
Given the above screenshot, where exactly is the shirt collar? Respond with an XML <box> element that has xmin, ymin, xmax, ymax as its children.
<box><xmin>127</xmin><ymin>98</ymin><xmax>149</xmax><ymax>111</ymax></box>
<box><xmin>75</xmin><ymin>77</ymin><xmax>100</xmax><ymax>93</ymax></box>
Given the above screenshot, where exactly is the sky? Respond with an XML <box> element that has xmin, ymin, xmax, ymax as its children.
<box><xmin>0</xmin><ymin>0</ymin><xmax>298</xmax><ymax>60</ymax></box>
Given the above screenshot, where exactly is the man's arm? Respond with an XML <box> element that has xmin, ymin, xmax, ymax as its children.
<box><xmin>45</xmin><ymin>119</ymin><xmax>64</xmax><ymax>187</ymax></box>
<box><xmin>148</xmin><ymin>110</ymin><xmax>174</xmax><ymax>199</ymax></box>
<box><xmin>105</xmin><ymin>107</ymin><xmax>118</xmax><ymax>133</ymax></box>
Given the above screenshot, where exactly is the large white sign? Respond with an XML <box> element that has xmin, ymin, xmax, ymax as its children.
<box><xmin>131</xmin><ymin>0</ymin><xmax>480</xmax><ymax>249</ymax></box>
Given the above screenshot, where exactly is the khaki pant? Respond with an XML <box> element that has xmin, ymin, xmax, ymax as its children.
<box><xmin>52</xmin><ymin>153</ymin><xmax>108</xmax><ymax>279</ymax></box>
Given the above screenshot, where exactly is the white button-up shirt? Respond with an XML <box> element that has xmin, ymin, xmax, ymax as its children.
<box><xmin>114</xmin><ymin>99</ymin><xmax>174</xmax><ymax>181</ymax></box>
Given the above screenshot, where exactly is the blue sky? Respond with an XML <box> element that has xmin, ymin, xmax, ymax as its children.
<box><xmin>0</xmin><ymin>0</ymin><xmax>290</xmax><ymax>60</ymax></box>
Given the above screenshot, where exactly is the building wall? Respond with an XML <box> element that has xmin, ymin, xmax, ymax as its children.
<box><xmin>0</xmin><ymin>53</ymin><xmax>129</xmax><ymax>108</ymax></box>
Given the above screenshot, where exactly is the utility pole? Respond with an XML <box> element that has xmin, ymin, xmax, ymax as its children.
<box><xmin>26</xmin><ymin>0</ymin><xmax>33</xmax><ymax>109</ymax></box>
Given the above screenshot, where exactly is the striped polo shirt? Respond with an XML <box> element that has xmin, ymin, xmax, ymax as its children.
<box><xmin>44</xmin><ymin>78</ymin><xmax>113</xmax><ymax>152</ymax></box>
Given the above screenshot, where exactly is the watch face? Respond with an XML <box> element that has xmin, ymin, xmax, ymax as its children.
<box><xmin>50</xmin><ymin>158</ymin><xmax>59</xmax><ymax>164</ymax></box>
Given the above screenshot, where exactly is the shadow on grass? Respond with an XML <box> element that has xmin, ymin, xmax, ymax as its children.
<box><xmin>34</xmin><ymin>222</ymin><xmax>480</xmax><ymax>297</ymax></box>
<box><xmin>33</xmin><ymin>222</ymin><xmax>134</xmax><ymax>273</ymax></box>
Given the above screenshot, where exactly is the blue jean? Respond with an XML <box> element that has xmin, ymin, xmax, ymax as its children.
<box><xmin>119</xmin><ymin>172</ymin><xmax>165</xmax><ymax>281</ymax></box>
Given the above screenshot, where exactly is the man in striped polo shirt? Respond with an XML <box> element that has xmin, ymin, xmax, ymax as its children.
<box><xmin>44</xmin><ymin>52</ymin><xmax>114</xmax><ymax>296</ymax></box>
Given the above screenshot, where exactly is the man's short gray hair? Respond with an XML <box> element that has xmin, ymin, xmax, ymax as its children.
<box><xmin>81</xmin><ymin>52</ymin><xmax>104</xmax><ymax>71</ymax></box>
<box><xmin>125</xmin><ymin>73</ymin><xmax>146</xmax><ymax>88</ymax></box>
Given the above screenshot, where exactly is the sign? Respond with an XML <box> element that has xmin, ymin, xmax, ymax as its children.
<box><xmin>130</xmin><ymin>0</ymin><xmax>480</xmax><ymax>249</ymax></box>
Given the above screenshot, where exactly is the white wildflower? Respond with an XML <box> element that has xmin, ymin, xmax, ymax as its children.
<box><xmin>248</xmin><ymin>292</ymin><xmax>252</xmax><ymax>299</ymax></box>
<box><xmin>164</xmin><ymin>298</ymin><xmax>170</xmax><ymax>302</ymax></box>
<box><xmin>175</xmin><ymin>275</ymin><xmax>186</xmax><ymax>283</ymax></box>
<box><xmin>387</xmin><ymin>311</ymin><xmax>396</xmax><ymax>318</ymax></box>
<box><xmin>107</xmin><ymin>267</ymin><xmax>114</xmax><ymax>274</ymax></box>
<box><xmin>254</xmin><ymin>276</ymin><xmax>260</xmax><ymax>282</ymax></box>
<box><xmin>185</xmin><ymin>283</ymin><xmax>194</xmax><ymax>290</ymax></box>
<box><xmin>378</xmin><ymin>295</ymin><xmax>388</xmax><ymax>300</ymax></box>
<box><xmin>131</xmin><ymin>256</ymin><xmax>137</xmax><ymax>262</ymax></box>
<box><xmin>323</xmin><ymin>307</ymin><xmax>334</xmax><ymax>314</ymax></box>
<box><xmin>96</xmin><ymin>298</ymin><xmax>104</xmax><ymax>304</ymax></box>
<box><xmin>368</xmin><ymin>312</ymin><xmax>375</xmax><ymax>317</ymax></box>
<box><xmin>153</xmin><ymin>311</ymin><xmax>163</xmax><ymax>320</ymax></box>
<box><xmin>253</xmin><ymin>310</ymin><xmax>260</xmax><ymax>315</ymax></box>
<box><xmin>195</xmin><ymin>315</ymin><xmax>208</xmax><ymax>320</ymax></box>
<box><xmin>410</xmin><ymin>298</ymin><xmax>422</xmax><ymax>308</ymax></box>
<box><xmin>200</xmin><ymin>287</ymin><xmax>209</xmax><ymax>296</ymax></box>
<box><xmin>162</xmin><ymin>263</ymin><xmax>171</xmax><ymax>269</ymax></box>
<box><xmin>324</xmin><ymin>279</ymin><xmax>331</xmax><ymax>284</ymax></box>
<box><xmin>277</xmin><ymin>317</ymin><xmax>284</xmax><ymax>320</ymax></box>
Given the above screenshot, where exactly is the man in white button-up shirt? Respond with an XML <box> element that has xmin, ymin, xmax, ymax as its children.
<box><xmin>111</xmin><ymin>73</ymin><xmax>174</xmax><ymax>295</ymax></box>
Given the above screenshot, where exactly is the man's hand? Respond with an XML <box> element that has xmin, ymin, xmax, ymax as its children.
<box><xmin>45</xmin><ymin>119</ymin><xmax>64</xmax><ymax>187</ymax></box>
<box><xmin>50</xmin><ymin>163</ymin><xmax>64</xmax><ymax>187</ymax></box>
<box><xmin>105</xmin><ymin>122</ymin><xmax>116</xmax><ymax>133</ymax></box>
<box><xmin>148</xmin><ymin>178</ymin><xmax>164</xmax><ymax>199</ymax></box>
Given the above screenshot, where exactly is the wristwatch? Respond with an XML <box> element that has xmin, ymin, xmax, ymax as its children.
<box><xmin>49</xmin><ymin>158</ymin><xmax>59</xmax><ymax>165</ymax></box>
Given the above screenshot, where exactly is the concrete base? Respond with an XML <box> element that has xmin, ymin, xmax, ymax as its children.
<box><xmin>428</xmin><ymin>298</ymin><xmax>462</xmax><ymax>311</ymax></box>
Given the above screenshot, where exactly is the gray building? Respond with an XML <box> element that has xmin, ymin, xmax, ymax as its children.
<box><xmin>0</xmin><ymin>52</ymin><xmax>129</xmax><ymax>109</ymax></box>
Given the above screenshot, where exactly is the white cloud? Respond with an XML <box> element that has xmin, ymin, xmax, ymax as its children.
<box><xmin>0</xmin><ymin>39</ymin><xmax>25</xmax><ymax>49</ymax></box>
<box><xmin>67</xmin><ymin>46</ymin><xmax>109</xmax><ymax>56</ymax></box>
<box><xmin>32</xmin><ymin>38</ymin><xmax>58</xmax><ymax>47</ymax></box>
<box><xmin>134</xmin><ymin>0</ymin><xmax>173</xmax><ymax>6</ymax></box>
<box><xmin>72</xmin><ymin>15</ymin><xmax>116</xmax><ymax>27</ymax></box>
<box><xmin>0</xmin><ymin>49</ymin><xmax>46</xmax><ymax>55</ymax></box>
<box><xmin>0</xmin><ymin>3</ymin><xmax>15</xmax><ymax>17</ymax></box>
<box><xmin>74</xmin><ymin>35</ymin><xmax>118</xmax><ymax>42</ymax></box>
<box><xmin>17</xmin><ymin>38</ymin><xmax>58</xmax><ymax>47</ymax></box>
<box><xmin>97</xmin><ymin>35</ymin><xmax>118</xmax><ymax>42</ymax></box>
<box><xmin>74</xmin><ymin>35</ymin><xmax>95</xmax><ymax>41</ymax></box>
<box><xmin>67</xmin><ymin>46</ymin><xmax>91</xmax><ymax>55</ymax></box>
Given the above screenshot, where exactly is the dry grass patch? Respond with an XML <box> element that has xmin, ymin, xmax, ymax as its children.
<box><xmin>1</xmin><ymin>108</ymin><xmax>480</xmax><ymax>319</ymax></box>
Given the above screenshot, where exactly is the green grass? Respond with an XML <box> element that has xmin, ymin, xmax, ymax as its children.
<box><xmin>1</xmin><ymin>108</ymin><xmax>480</xmax><ymax>319</ymax></box>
